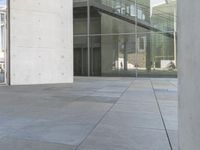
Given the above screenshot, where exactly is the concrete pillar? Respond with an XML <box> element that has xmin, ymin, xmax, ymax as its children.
<box><xmin>10</xmin><ymin>0</ymin><xmax>73</xmax><ymax>85</ymax></box>
<box><xmin>178</xmin><ymin>0</ymin><xmax>200</xmax><ymax>150</ymax></box>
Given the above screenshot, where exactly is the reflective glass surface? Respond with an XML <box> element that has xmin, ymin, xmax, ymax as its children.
<box><xmin>73</xmin><ymin>0</ymin><xmax>177</xmax><ymax>77</ymax></box>
<box><xmin>0</xmin><ymin>0</ymin><xmax>7</xmax><ymax>83</ymax></box>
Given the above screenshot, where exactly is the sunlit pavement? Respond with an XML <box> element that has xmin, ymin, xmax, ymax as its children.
<box><xmin>0</xmin><ymin>77</ymin><xmax>178</xmax><ymax>150</ymax></box>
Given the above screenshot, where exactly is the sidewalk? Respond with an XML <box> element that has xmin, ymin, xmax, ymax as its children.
<box><xmin>0</xmin><ymin>77</ymin><xmax>178</xmax><ymax>150</ymax></box>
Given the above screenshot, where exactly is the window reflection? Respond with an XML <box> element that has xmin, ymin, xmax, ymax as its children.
<box><xmin>73</xmin><ymin>0</ymin><xmax>177</xmax><ymax>77</ymax></box>
<box><xmin>0</xmin><ymin>0</ymin><xmax>7</xmax><ymax>83</ymax></box>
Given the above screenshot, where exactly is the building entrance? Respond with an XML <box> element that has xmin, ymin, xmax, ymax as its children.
<box><xmin>74</xmin><ymin>47</ymin><xmax>101</xmax><ymax>76</ymax></box>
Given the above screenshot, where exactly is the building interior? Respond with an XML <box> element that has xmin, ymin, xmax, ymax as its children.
<box><xmin>73</xmin><ymin>0</ymin><xmax>177</xmax><ymax>77</ymax></box>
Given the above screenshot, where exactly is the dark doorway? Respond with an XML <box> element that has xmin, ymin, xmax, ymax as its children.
<box><xmin>74</xmin><ymin>48</ymin><xmax>88</xmax><ymax>76</ymax></box>
<box><xmin>74</xmin><ymin>47</ymin><xmax>101</xmax><ymax>76</ymax></box>
<box><xmin>90</xmin><ymin>48</ymin><xmax>101</xmax><ymax>76</ymax></box>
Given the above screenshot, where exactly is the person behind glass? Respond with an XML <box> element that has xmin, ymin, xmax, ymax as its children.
<box><xmin>168</xmin><ymin>61</ymin><xmax>176</xmax><ymax>70</ymax></box>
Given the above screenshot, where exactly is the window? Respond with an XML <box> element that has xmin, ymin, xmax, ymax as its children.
<box><xmin>138</xmin><ymin>37</ymin><xmax>146</xmax><ymax>52</ymax></box>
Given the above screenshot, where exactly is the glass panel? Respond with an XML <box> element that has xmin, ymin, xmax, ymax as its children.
<box><xmin>89</xmin><ymin>6</ymin><xmax>102</xmax><ymax>35</ymax></box>
<box><xmin>90</xmin><ymin>35</ymin><xmax>137</xmax><ymax>77</ymax></box>
<box><xmin>137</xmin><ymin>32</ymin><xmax>177</xmax><ymax>77</ymax></box>
<box><xmin>91</xmin><ymin>0</ymin><xmax>136</xmax><ymax>17</ymax></box>
<box><xmin>136</xmin><ymin>0</ymin><xmax>150</xmax><ymax>22</ymax></box>
<box><xmin>73</xmin><ymin>0</ymin><xmax>88</xmax><ymax>35</ymax></box>
<box><xmin>0</xmin><ymin>0</ymin><xmax>7</xmax><ymax>83</ymax></box>
<box><xmin>136</xmin><ymin>0</ymin><xmax>176</xmax><ymax>33</ymax></box>
<box><xmin>74</xmin><ymin>36</ymin><xmax>88</xmax><ymax>76</ymax></box>
<box><xmin>89</xmin><ymin>0</ymin><xmax>136</xmax><ymax>34</ymax></box>
<box><xmin>73</xmin><ymin>0</ymin><xmax>177</xmax><ymax>77</ymax></box>
<box><xmin>90</xmin><ymin>36</ymin><xmax>101</xmax><ymax>76</ymax></box>
<box><xmin>150</xmin><ymin>0</ymin><xmax>176</xmax><ymax>32</ymax></box>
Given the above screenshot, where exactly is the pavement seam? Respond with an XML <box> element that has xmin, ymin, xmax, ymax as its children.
<box><xmin>150</xmin><ymin>79</ymin><xmax>173</xmax><ymax>150</ymax></box>
<box><xmin>75</xmin><ymin>79</ymin><xmax>135</xmax><ymax>150</ymax></box>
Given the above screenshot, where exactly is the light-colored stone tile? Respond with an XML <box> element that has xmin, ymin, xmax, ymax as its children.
<box><xmin>0</xmin><ymin>77</ymin><xmax>177</xmax><ymax>149</ymax></box>
<box><xmin>0</xmin><ymin>137</ymin><xmax>75</xmax><ymax>150</ymax></box>
<box><xmin>168</xmin><ymin>130</ymin><xmax>178</xmax><ymax>150</ymax></box>
<box><xmin>78</xmin><ymin>124</ymin><xmax>171</xmax><ymax>150</ymax></box>
<box><xmin>101</xmin><ymin>111</ymin><xmax>164</xmax><ymax>130</ymax></box>
<box><xmin>111</xmin><ymin>103</ymin><xmax>159</xmax><ymax>113</ymax></box>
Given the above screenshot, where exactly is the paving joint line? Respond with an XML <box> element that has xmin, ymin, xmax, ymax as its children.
<box><xmin>150</xmin><ymin>79</ymin><xmax>173</xmax><ymax>150</ymax></box>
<box><xmin>75</xmin><ymin>79</ymin><xmax>135</xmax><ymax>150</ymax></box>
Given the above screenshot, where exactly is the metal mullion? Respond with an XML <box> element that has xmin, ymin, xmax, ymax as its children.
<box><xmin>74</xmin><ymin>31</ymin><xmax>175</xmax><ymax>37</ymax></box>
<box><xmin>87</xmin><ymin>0</ymin><xmax>90</xmax><ymax>76</ymax></box>
<box><xmin>6</xmin><ymin>0</ymin><xmax>10</xmax><ymax>85</ymax></box>
<box><xmin>135</xmin><ymin>0</ymin><xmax>138</xmax><ymax>77</ymax></box>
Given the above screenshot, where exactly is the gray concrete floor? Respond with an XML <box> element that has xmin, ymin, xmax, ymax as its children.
<box><xmin>0</xmin><ymin>73</ymin><xmax>4</xmax><ymax>83</ymax></box>
<box><xmin>0</xmin><ymin>77</ymin><xmax>178</xmax><ymax>150</ymax></box>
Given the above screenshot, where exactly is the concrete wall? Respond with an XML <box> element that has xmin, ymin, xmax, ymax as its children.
<box><xmin>178</xmin><ymin>0</ymin><xmax>200</xmax><ymax>150</ymax></box>
<box><xmin>10</xmin><ymin>0</ymin><xmax>73</xmax><ymax>85</ymax></box>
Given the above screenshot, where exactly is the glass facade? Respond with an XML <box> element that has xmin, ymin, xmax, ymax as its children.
<box><xmin>73</xmin><ymin>0</ymin><xmax>177</xmax><ymax>77</ymax></box>
<box><xmin>0</xmin><ymin>0</ymin><xmax>7</xmax><ymax>83</ymax></box>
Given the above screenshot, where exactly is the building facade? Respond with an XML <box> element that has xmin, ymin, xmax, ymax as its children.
<box><xmin>73</xmin><ymin>0</ymin><xmax>177</xmax><ymax>77</ymax></box>
<box><xmin>0</xmin><ymin>1</ymin><xmax>6</xmax><ymax>84</ymax></box>
<box><xmin>0</xmin><ymin>0</ymin><xmax>176</xmax><ymax>85</ymax></box>
<box><xmin>0</xmin><ymin>0</ymin><xmax>73</xmax><ymax>85</ymax></box>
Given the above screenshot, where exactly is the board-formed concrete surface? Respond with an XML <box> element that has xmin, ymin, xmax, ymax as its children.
<box><xmin>0</xmin><ymin>77</ymin><xmax>178</xmax><ymax>150</ymax></box>
<box><xmin>10</xmin><ymin>0</ymin><xmax>73</xmax><ymax>85</ymax></box>
<box><xmin>178</xmin><ymin>0</ymin><xmax>200</xmax><ymax>150</ymax></box>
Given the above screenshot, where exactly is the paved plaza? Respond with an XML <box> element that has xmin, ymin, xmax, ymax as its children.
<box><xmin>0</xmin><ymin>73</ymin><xmax>4</xmax><ymax>83</ymax></box>
<box><xmin>0</xmin><ymin>77</ymin><xmax>178</xmax><ymax>150</ymax></box>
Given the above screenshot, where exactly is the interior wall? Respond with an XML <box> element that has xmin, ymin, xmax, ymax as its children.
<box><xmin>10</xmin><ymin>0</ymin><xmax>73</xmax><ymax>85</ymax></box>
<box><xmin>178</xmin><ymin>0</ymin><xmax>200</xmax><ymax>150</ymax></box>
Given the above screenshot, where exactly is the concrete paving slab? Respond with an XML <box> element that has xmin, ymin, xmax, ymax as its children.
<box><xmin>97</xmin><ymin>86</ymin><xmax>127</xmax><ymax>93</ymax></box>
<box><xmin>10</xmin><ymin>122</ymin><xmax>94</xmax><ymax>145</ymax></box>
<box><xmin>78</xmin><ymin>124</ymin><xmax>171</xmax><ymax>150</ymax></box>
<box><xmin>7</xmin><ymin>101</ymin><xmax>112</xmax><ymax>145</ymax></box>
<box><xmin>0</xmin><ymin>77</ymin><xmax>177</xmax><ymax>149</ymax></box>
<box><xmin>111</xmin><ymin>103</ymin><xmax>159</xmax><ymax>113</ymax></box>
<box><xmin>77</xmin><ymin>96</ymin><xmax>118</xmax><ymax>103</ymax></box>
<box><xmin>0</xmin><ymin>137</ymin><xmax>76</xmax><ymax>150</ymax></box>
<box><xmin>151</xmin><ymin>80</ymin><xmax>176</xmax><ymax>90</ymax></box>
<box><xmin>155</xmin><ymin>90</ymin><xmax>178</xmax><ymax>101</ymax></box>
<box><xmin>159</xmin><ymin>101</ymin><xmax>178</xmax><ymax>131</ymax></box>
<box><xmin>168</xmin><ymin>130</ymin><xmax>178</xmax><ymax>150</ymax></box>
<box><xmin>118</xmin><ymin>91</ymin><xmax>156</xmax><ymax>104</ymax></box>
<box><xmin>90</xmin><ymin>91</ymin><xmax>122</xmax><ymax>98</ymax></box>
<box><xmin>100</xmin><ymin>111</ymin><xmax>164</xmax><ymax>130</ymax></box>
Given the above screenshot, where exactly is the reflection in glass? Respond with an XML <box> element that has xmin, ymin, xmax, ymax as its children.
<box><xmin>137</xmin><ymin>32</ymin><xmax>177</xmax><ymax>77</ymax></box>
<box><xmin>73</xmin><ymin>0</ymin><xmax>177</xmax><ymax>77</ymax></box>
<box><xmin>74</xmin><ymin>36</ymin><xmax>88</xmax><ymax>76</ymax></box>
<box><xmin>73</xmin><ymin>1</ymin><xmax>88</xmax><ymax>35</ymax></box>
<box><xmin>151</xmin><ymin>0</ymin><xmax>176</xmax><ymax>32</ymax></box>
<box><xmin>0</xmin><ymin>0</ymin><xmax>7</xmax><ymax>83</ymax></box>
<box><xmin>89</xmin><ymin>35</ymin><xmax>138</xmax><ymax>76</ymax></box>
